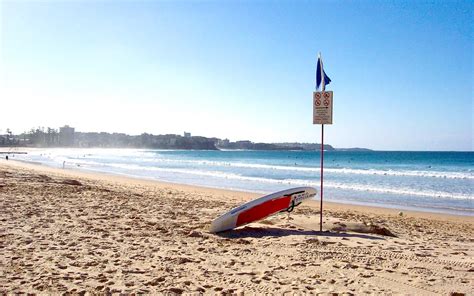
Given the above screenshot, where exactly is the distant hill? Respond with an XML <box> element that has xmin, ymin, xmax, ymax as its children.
<box><xmin>2</xmin><ymin>126</ymin><xmax>369</xmax><ymax>151</ymax></box>
<box><xmin>335</xmin><ymin>147</ymin><xmax>373</xmax><ymax>152</ymax></box>
<box><xmin>272</xmin><ymin>142</ymin><xmax>336</xmax><ymax>151</ymax></box>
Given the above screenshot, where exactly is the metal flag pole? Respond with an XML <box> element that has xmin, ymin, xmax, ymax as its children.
<box><xmin>314</xmin><ymin>52</ymin><xmax>332</xmax><ymax>232</ymax></box>
<box><xmin>319</xmin><ymin>53</ymin><xmax>325</xmax><ymax>232</ymax></box>
<box><xmin>320</xmin><ymin>123</ymin><xmax>324</xmax><ymax>232</ymax></box>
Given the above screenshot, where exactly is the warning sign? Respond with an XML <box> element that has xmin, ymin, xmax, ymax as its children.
<box><xmin>313</xmin><ymin>91</ymin><xmax>333</xmax><ymax>124</ymax></box>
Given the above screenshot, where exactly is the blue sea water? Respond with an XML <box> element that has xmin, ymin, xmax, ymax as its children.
<box><xmin>13</xmin><ymin>149</ymin><xmax>473</xmax><ymax>216</ymax></box>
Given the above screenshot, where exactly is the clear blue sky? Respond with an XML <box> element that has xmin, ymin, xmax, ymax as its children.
<box><xmin>0</xmin><ymin>0</ymin><xmax>472</xmax><ymax>151</ymax></box>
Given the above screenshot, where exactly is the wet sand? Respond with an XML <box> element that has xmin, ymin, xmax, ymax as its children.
<box><xmin>1</xmin><ymin>160</ymin><xmax>473</xmax><ymax>295</ymax></box>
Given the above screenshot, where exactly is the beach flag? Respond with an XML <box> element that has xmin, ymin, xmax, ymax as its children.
<box><xmin>316</xmin><ymin>55</ymin><xmax>331</xmax><ymax>90</ymax></box>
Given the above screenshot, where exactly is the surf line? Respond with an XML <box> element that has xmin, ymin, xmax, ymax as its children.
<box><xmin>314</xmin><ymin>52</ymin><xmax>333</xmax><ymax>231</ymax></box>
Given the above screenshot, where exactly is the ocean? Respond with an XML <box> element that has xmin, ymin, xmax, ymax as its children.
<box><xmin>12</xmin><ymin>148</ymin><xmax>473</xmax><ymax>216</ymax></box>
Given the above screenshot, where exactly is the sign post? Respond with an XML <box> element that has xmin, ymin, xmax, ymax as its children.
<box><xmin>313</xmin><ymin>53</ymin><xmax>333</xmax><ymax>232</ymax></box>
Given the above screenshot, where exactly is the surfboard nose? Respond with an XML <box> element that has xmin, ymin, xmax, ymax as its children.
<box><xmin>209</xmin><ymin>216</ymin><xmax>237</xmax><ymax>233</ymax></box>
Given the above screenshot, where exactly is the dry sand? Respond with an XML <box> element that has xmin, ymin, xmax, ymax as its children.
<box><xmin>0</xmin><ymin>160</ymin><xmax>473</xmax><ymax>295</ymax></box>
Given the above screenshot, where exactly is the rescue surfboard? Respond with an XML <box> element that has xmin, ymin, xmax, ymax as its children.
<box><xmin>210</xmin><ymin>187</ymin><xmax>317</xmax><ymax>233</ymax></box>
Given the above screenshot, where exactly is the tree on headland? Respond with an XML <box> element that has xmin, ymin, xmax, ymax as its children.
<box><xmin>2</xmin><ymin>125</ymin><xmax>347</xmax><ymax>150</ymax></box>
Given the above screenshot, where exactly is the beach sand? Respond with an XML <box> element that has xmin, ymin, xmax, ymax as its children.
<box><xmin>1</xmin><ymin>160</ymin><xmax>473</xmax><ymax>295</ymax></box>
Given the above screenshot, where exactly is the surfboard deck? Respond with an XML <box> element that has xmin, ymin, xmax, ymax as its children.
<box><xmin>210</xmin><ymin>187</ymin><xmax>317</xmax><ymax>233</ymax></box>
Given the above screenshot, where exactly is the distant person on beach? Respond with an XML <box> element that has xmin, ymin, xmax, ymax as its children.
<box><xmin>5</xmin><ymin>155</ymin><xmax>8</xmax><ymax>160</ymax></box>
<box><xmin>63</xmin><ymin>161</ymin><xmax>66</xmax><ymax>169</ymax></box>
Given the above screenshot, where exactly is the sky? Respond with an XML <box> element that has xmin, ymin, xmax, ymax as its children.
<box><xmin>0</xmin><ymin>0</ymin><xmax>472</xmax><ymax>151</ymax></box>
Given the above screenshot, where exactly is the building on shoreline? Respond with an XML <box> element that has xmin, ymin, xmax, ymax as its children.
<box><xmin>59</xmin><ymin>125</ymin><xmax>75</xmax><ymax>146</ymax></box>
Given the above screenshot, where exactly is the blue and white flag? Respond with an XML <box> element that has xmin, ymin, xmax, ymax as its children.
<box><xmin>316</xmin><ymin>55</ymin><xmax>331</xmax><ymax>90</ymax></box>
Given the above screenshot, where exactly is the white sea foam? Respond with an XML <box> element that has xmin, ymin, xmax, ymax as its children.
<box><xmin>17</xmin><ymin>149</ymin><xmax>474</xmax><ymax>202</ymax></box>
<box><xmin>133</xmin><ymin>158</ymin><xmax>474</xmax><ymax>180</ymax></box>
<box><xmin>27</xmin><ymin>148</ymin><xmax>473</xmax><ymax>180</ymax></box>
<box><xmin>69</xmin><ymin>161</ymin><xmax>473</xmax><ymax>200</ymax></box>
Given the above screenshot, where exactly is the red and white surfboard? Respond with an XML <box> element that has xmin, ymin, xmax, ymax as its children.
<box><xmin>210</xmin><ymin>187</ymin><xmax>317</xmax><ymax>233</ymax></box>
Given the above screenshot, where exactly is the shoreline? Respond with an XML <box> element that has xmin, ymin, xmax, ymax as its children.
<box><xmin>1</xmin><ymin>158</ymin><xmax>473</xmax><ymax>294</ymax></box>
<box><xmin>2</xmin><ymin>158</ymin><xmax>472</xmax><ymax>223</ymax></box>
<box><xmin>3</xmin><ymin>148</ymin><xmax>472</xmax><ymax>217</ymax></box>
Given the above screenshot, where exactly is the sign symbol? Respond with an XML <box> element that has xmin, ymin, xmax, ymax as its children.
<box><xmin>313</xmin><ymin>90</ymin><xmax>333</xmax><ymax>125</ymax></box>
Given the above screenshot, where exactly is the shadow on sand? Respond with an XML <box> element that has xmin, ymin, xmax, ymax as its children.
<box><xmin>217</xmin><ymin>226</ymin><xmax>385</xmax><ymax>240</ymax></box>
